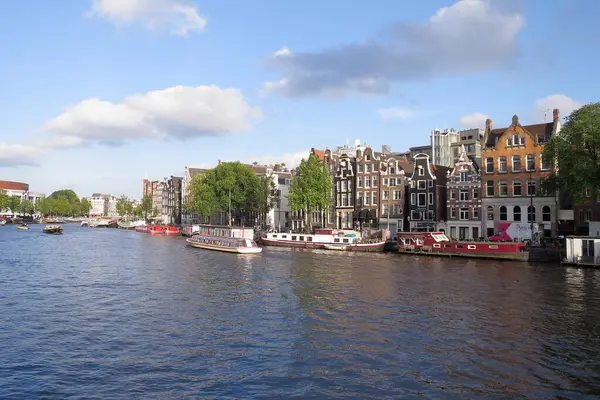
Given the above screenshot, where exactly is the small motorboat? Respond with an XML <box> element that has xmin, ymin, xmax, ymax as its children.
<box><xmin>43</xmin><ymin>225</ymin><xmax>63</xmax><ymax>235</ymax></box>
<box><xmin>16</xmin><ymin>223</ymin><xmax>29</xmax><ymax>230</ymax></box>
<box><xmin>323</xmin><ymin>243</ymin><xmax>348</xmax><ymax>251</ymax></box>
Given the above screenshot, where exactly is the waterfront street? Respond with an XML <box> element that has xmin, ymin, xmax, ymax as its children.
<box><xmin>1</xmin><ymin>225</ymin><xmax>600</xmax><ymax>398</ymax></box>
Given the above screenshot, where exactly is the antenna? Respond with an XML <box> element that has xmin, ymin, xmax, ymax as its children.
<box><xmin>542</xmin><ymin>109</ymin><xmax>550</xmax><ymax>123</ymax></box>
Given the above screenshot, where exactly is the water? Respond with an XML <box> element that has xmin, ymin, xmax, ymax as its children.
<box><xmin>1</xmin><ymin>224</ymin><xmax>600</xmax><ymax>398</ymax></box>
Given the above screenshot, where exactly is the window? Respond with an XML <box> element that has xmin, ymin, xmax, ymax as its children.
<box><xmin>365</xmin><ymin>176</ymin><xmax>371</xmax><ymax>187</ymax></box>
<box><xmin>459</xmin><ymin>190</ymin><xmax>469</xmax><ymax>201</ymax></box>
<box><xmin>520</xmin><ymin>136</ymin><xmax>526</xmax><ymax>145</ymax></box>
<box><xmin>527</xmin><ymin>206</ymin><xmax>536</xmax><ymax>222</ymax></box>
<box><xmin>473</xmin><ymin>189</ymin><xmax>479</xmax><ymax>199</ymax></box>
<box><xmin>499</xmin><ymin>181</ymin><xmax>508</xmax><ymax>196</ymax></box>
<box><xmin>473</xmin><ymin>208</ymin><xmax>479</xmax><ymax>219</ymax></box>
<box><xmin>527</xmin><ymin>180</ymin><xmax>536</xmax><ymax>196</ymax></box>
<box><xmin>357</xmin><ymin>164</ymin><xmax>363</xmax><ymax>173</ymax></box>
<box><xmin>366</xmin><ymin>154</ymin><xmax>371</xmax><ymax>161</ymax></box>
<box><xmin>487</xmin><ymin>206</ymin><xmax>494</xmax><ymax>220</ymax></box>
<box><xmin>513</xmin><ymin>180</ymin><xmax>522</xmax><ymax>196</ymax></box>
<box><xmin>411</xmin><ymin>210</ymin><xmax>421</xmax><ymax>220</ymax></box>
<box><xmin>358</xmin><ymin>177</ymin><xmax>363</xmax><ymax>188</ymax></box>
<box><xmin>526</xmin><ymin>154</ymin><xmax>535</xmax><ymax>171</ymax></box>
<box><xmin>542</xmin><ymin>205</ymin><xmax>551</xmax><ymax>222</ymax></box>
<box><xmin>486</xmin><ymin>181</ymin><xmax>494</xmax><ymax>196</ymax></box>
<box><xmin>428</xmin><ymin>193</ymin><xmax>434</xmax><ymax>205</ymax></box>
<box><xmin>390</xmin><ymin>168</ymin><xmax>395</xmax><ymax>174</ymax></box>
<box><xmin>372</xmin><ymin>177</ymin><xmax>378</xmax><ymax>187</ymax></box>
<box><xmin>500</xmin><ymin>206</ymin><xmax>507</xmax><ymax>221</ymax></box>
<box><xmin>451</xmin><ymin>207</ymin><xmax>456</xmax><ymax>218</ymax></box>
<box><xmin>366</xmin><ymin>164</ymin><xmax>371</xmax><ymax>173</ymax></box>
<box><xmin>512</xmin><ymin>156</ymin><xmax>521</xmax><ymax>172</ymax></box>
<box><xmin>358</xmin><ymin>193</ymin><xmax>363</xmax><ymax>207</ymax></box>
<box><xmin>418</xmin><ymin>180</ymin><xmax>426</xmax><ymax>190</ymax></box>
<box><xmin>389</xmin><ymin>178</ymin><xmax>396</xmax><ymax>186</ymax></box>
<box><xmin>507</xmin><ymin>137</ymin><xmax>513</xmax><ymax>147</ymax></box>
<box><xmin>382</xmin><ymin>204</ymin><xmax>389</xmax><ymax>216</ymax></box>
<box><xmin>450</xmin><ymin>190</ymin><xmax>456</xmax><ymax>200</ymax></box>
<box><xmin>460</xmin><ymin>208</ymin><xmax>469</xmax><ymax>220</ymax></box>
<box><xmin>411</xmin><ymin>193</ymin><xmax>415</xmax><ymax>205</ymax></box>
<box><xmin>393</xmin><ymin>204</ymin><xmax>401</xmax><ymax>215</ymax></box>
<box><xmin>585</xmin><ymin>188</ymin><xmax>591</xmax><ymax>198</ymax></box>
<box><xmin>513</xmin><ymin>206</ymin><xmax>521</xmax><ymax>222</ymax></box>
<box><xmin>373</xmin><ymin>163</ymin><xmax>379</xmax><ymax>172</ymax></box>
<box><xmin>428</xmin><ymin>180</ymin><xmax>433</xmax><ymax>188</ymax></box>
<box><xmin>582</xmin><ymin>240</ymin><xmax>595</xmax><ymax>258</ymax></box>
<box><xmin>372</xmin><ymin>192</ymin><xmax>377</xmax><ymax>205</ymax></box>
<box><xmin>585</xmin><ymin>210</ymin><xmax>592</xmax><ymax>221</ymax></box>
<box><xmin>499</xmin><ymin>157</ymin><xmax>507</xmax><ymax>173</ymax></box>
<box><xmin>486</xmin><ymin>157</ymin><xmax>494</xmax><ymax>173</ymax></box>
<box><xmin>427</xmin><ymin>210</ymin><xmax>434</xmax><ymax>220</ymax></box>
<box><xmin>394</xmin><ymin>190</ymin><xmax>402</xmax><ymax>200</ymax></box>
<box><xmin>460</xmin><ymin>172</ymin><xmax>468</xmax><ymax>182</ymax></box>
<box><xmin>418</xmin><ymin>167</ymin><xmax>424</xmax><ymax>176</ymax></box>
<box><xmin>540</xmin><ymin>154</ymin><xmax>550</xmax><ymax>171</ymax></box>
<box><xmin>418</xmin><ymin>193</ymin><xmax>426</xmax><ymax>206</ymax></box>
<box><xmin>383</xmin><ymin>190</ymin><xmax>389</xmax><ymax>200</ymax></box>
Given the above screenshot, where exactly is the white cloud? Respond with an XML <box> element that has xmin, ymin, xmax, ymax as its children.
<box><xmin>44</xmin><ymin>85</ymin><xmax>261</xmax><ymax>146</ymax></box>
<box><xmin>533</xmin><ymin>94</ymin><xmax>582</xmax><ymax>122</ymax></box>
<box><xmin>0</xmin><ymin>143</ymin><xmax>45</xmax><ymax>167</ymax></box>
<box><xmin>459</xmin><ymin>112</ymin><xmax>490</xmax><ymax>128</ymax></box>
<box><xmin>263</xmin><ymin>0</ymin><xmax>525</xmax><ymax>97</ymax></box>
<box><xmin>377</xmin><ymin>107</ymin><xmax>417</xmax><ymax>120</ymax></box>
<box><xmin>90</xmin><ymin>0</ymin><xmax>206</xmax><ymax>35</ymax></box>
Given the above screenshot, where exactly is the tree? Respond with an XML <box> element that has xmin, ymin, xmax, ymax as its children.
<box><xmin>80</xmin><ymin>198</ymin><xmax>91</xmax><ymax>215</ymax></box>
<box><xmin>47</xmin><ymin>190</ymin><xmax>81</xmax><ymax>216</ymax></box>
<box><xmin>185</xmin><ymin>173</ymin><xmax>218</xmax><ymax>217</ymax></box>
<box><xmin>140</xmin><ymin>195</ymin><xmax>153</xmax><ymax>220</ymax></box>
<box><xmin>20</xmin><ymin>199</ymin><xmax>34</xmax><ymax>215</ymax></box>
<box><xmin>153</xmin><ymin>206</ymin><xmax>160</xmax><ymax>217</ymax></box>
<box><xmin>543</xmin><ymin>103</ymin><xmax>600</xmax><ymax>204</ymax></box>
<box><xmin>288</xmin><ymin>154</ymin><xmax>332</xmax><ymax>232</ymax></box>
<box><xmin>116</xmin><ymin>195</ymin><xmax>131</xmax><ymax>217</ymax></box>
<box><xmin>35</xmin><ymin>197</ymin><xmax>52</xmax><ymax>217</ymax></box>
<box><xmin>0</xmin><ymin>190</ymin><xmax>7</xmax><ymax>212</ymax></box>
<box><xmin>7</xmin><ymin>196</ymin><xmax>21</xmax><ymax>216</ymax></box>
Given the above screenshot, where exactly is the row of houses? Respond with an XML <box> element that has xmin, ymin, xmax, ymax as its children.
<box><xmin>0</xmin><ymin>180</ymin><xmax>45</xmax><ymax>217</ymax></box>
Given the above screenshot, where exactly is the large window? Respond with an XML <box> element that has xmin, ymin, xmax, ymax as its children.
<box><xmin>459</xmin><ymin>190</ymin><xmax>469</xmax><ymax>201</ymax></box>
<box><xmin>451</xmin><ymin>208</ymin><xmax>456</xmax><ymax>218</ymax></box>
<box><xmin>358</xmin><ymin>177</ymin><xmax>363</xmax><ymax>188</ymax></box>
<box><xmin>389</xmin><ymin>178</ymin><xmax>396</xmax><ymax>186</ymax></box>
<box><xmin>473</xmin><ymin>208</ymin><xmax>479</xmax><ymax>219</ymax></box>
<box><xmin>418</xmin><ymin>180</ymin><xmax>426</xmax><ymax>190</ymax></box>
<box><xmin>526</xmin><ymin>154</ymin><xmax>535</xmax><ymax>171</ymax></box>
<box><xmin>540</xmin><ymin>154</ymin><xmax>550</xmax><ymax>171</ymax></box>
<box><xmin>486</xmin><ymin>181</ymin><xmax>494</xmax><ymax>196</ymax></box>
<box><xmin>450</xmin><ymin>190</ymin><xmax>456</xmax><ymax>200</ymax></box>
<box><xmin>460</xmin><ymin>172</ymin><xmax>468</xmax><ymax>182</ymax></box>
<box><xmin>542</xmin><ymin>205</ymin><xmax>551</xmax><ymax>222</ymax></box>
<box><xmin>486</xmin><ymin>157</ymin><xmax>494</xmax><ymax>173</ymax></box>
<box><xmin>393</xmin><ymin>204</ymin><xmax>401</xmax><ymax>216</ymax></box>
<box><xmin>460</xmin><ymin>208</ymin><xmax>469</xmax><ymax>220</ymax></box>
<box><xmin>371</xmin><ymin>192</ymin><xmax>377</xmax><ymax>205</ymax></box>
<box><xmin>499</xmin><ymin>181</ymin><xmax>508</xmax><ymax>196</ymax></box>
<box><xmin>365</xmin><ymin>176</ymin><xmax>371</xmax><ymax>187</ymax></box>
<box><xmin>418</xmin><ymin>193</ymin><xmax>426</xmax><ymax>207</ymax></box>
<box><xmin>473</xmin><ymin>189</ymin><xmax>479</xmax><ymax>199</ymax></box>
<box><xmin>513</xmin><ymin>206</ymin><xmax>521</xmax><ymax>222</ymax></box>
<box><xmin>583</xmin><ymin>239</ymin><xmax>595</xmax><ymax>258</ymax></box>
<box><xmin>372</xmin><ymin>177</ymin><xmax>378</xmax><ymax>187</ymax></box>
<box><xmin>500</xmin><ymin>206</ymin><xmax>507</xmax><ymax>221</ymax></box>
<box><xmin>487</xmin><ymin>206</ymin><xmax>494</xmax><ymax>220</ymax></box>
<box><xmin>428</xmin><ymin>193</ymin><xmax>434</xmax><ymax>205</ymax></box>
<box><xmin>383</xmin><ymin>190</ymin><xmax>389</xmax><ymax>200</ymax></box>
<box><xmin>512</xmin><ymin>156</ymin><xmax>521</xmax><ymax>172</ymax></box>
<box><xmin>499</xmin><ymin>157</ymin><xmax>507</xmax><ymax>173</ymax></box>
<box><xmin>411</xmin><ymin>210</ymin><xmax>422</xmax><ymax>220</ymax></box>
<box><xmin>527</xmin><ymin>180</ymin><xmax>536</xmax><ymax>196</ymax></box>
<box><xmin>394</xmin><ymin>190</ymin><xmax>402</xmax><ymax>200</ymax></box>
<box><xmin>513</xmin><ymin>180</ymin><xmax>522</xmax><ymax>196</ymax></box>
<box><xmin>528</xmin><ymin>206</ymin><xmax>536</xmax><ymax>222</ymax></box>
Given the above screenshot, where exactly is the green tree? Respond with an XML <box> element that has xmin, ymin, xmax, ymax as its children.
<box><xmin>80</xmin><ymin>198</ymin><xmax>91</xmax><ymax>215</ymax></box>
<box><xmin>0</xmin><ymin>190</ymin><xmax>7</xmax><ymax>212</ymax></box>
<box><xmin>185</xmin><ymin>173</ymin><xmax>218</xmax><ymax>217</ymax></box>
<box><xmin>20</xmin><ymin>199</ymin><xmax>34</xmax><ymax>215</ymax></box>
<box><xmin>140</xmin><ymin>195</ymin><xmax>153</xmax><ymax>220</ymax></box>
<box><xmin>152</xmin><ymin>206</ymin><xmax>160</xmax><ymax>217</ymax></box>
<box><xmin>134</xmin><ymin>203</ymin><xmax>143</xmax><ymax>218</ymax></box>
<box><xmin>116</xmin><ymin>195</ymin><xmax>131</xmax><ymax>217</ymax></box>
<box><xmin>288</xmin><ymin>154</ymin><xmax>332</xmax><ymax>232</ymax></box>
<box><xmin>543</xmin><ymin>103</ymin><xmax>600</xmax><ymax>204</ymax></box>
<box><xmin>7</xmin><ymin>196</ymin><xmax>21</xmax><ymax>216</ymax></box>
<box><xmin>47</xmin><ymin>189</ymin><xmax>81</xmax><ymax>216</ymax></box>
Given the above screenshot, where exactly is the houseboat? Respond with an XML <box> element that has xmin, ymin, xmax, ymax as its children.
<box><xmin>182</xmin><ymin>224</ymin><xmax>254</xmax><ymax>239</ymax></box>
<box><xmin>117</xmin><ymin>220</ymin><xmax>146</xmax><ymax>230</ymax></box>
<box><xmin>397</xmin><ymin>231</ymin><xmax>528</xmax><ymax>261</ymax></box>
<box><xmin>135</xmin><ymin>225</ymin><xmax>165</xmax><ymax>234</ymax></box>
<box><xmin>261</xmin><ymin>229</ymin><xmax>386</xmax><ymax>252</ymax></box>
<box><xmin>563</xmin><ymin>236</ymin><xmax>600</xmax><ymax>267</ymax></box>
<box><xmin>186</xmin><ymin>235</ymin><xmax>262</xmax><ymax>254</ymax></box>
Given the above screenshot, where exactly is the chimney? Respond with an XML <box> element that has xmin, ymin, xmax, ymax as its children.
<box><xmin>553</xmin><ymin>109</ymin><xmax>560</xmax><ymax>122</ymax></box>
<box><xmin>512</xmin><ymin>115</ymin><xmax>519</xmax><ymax>125</ymax></box>
<box><xmin>485</xmin><ymin>118</ymin><xmax>492</xmax><ymax>132</ymax></box>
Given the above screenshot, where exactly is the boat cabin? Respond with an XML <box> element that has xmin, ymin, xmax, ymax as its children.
<box><xmin>397</xmin><ymin>231</ymin><xmax>525</xmax><ymax>254</ymax></box>
<box><xmin>564</xmin><ymin>236</ymin><xmax>600</xmax><ymax>266</ymax></box>
<box><xmin>185</xmin><ymin>224</ymin><xmax>254</xmax><ymax>238</ymax></box>
<box><xmin>265</xmin><ymin>229</ymin><xmax>361</xmax><ymax>245</ymax></box>
<box><xmin>189</xmin><ymin>235</ymin><xmax>259</xmax><ymax>248</ymax></box>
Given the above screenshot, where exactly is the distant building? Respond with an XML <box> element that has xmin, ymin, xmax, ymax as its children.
<box><xmin>90</xmin><ymin>193</ymin><xmax>118</xmax><ymax>217</ymax></box>
<box><xmin>162</xmin><ymin>176</ymin><xmax>183</xmax><ymax>225</ymax></box>
<box><xmin>0</xmin><ymin>180</ymin><xmax>32</xmax><ymax>216</ymax></box>
<box><xmin>431</xmin><ymin>128</ymin><xmax>460</xmax><ymax>167</ymax></box>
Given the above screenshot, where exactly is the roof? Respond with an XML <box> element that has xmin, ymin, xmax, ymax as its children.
<box><xmin>485</xmin><ymin>122</ymin><xmax>554</xmax><ymax>147</ymax></box>
<box><xmin>311</xmin><ymin>148</ymin><xmax>325</xmax><ymax>161</ymax></box>
<box><xmin>188</xmin><ymin>168</ymin><xmax>208</xmax><ymax>178</ymax></box>
<box><xmin>0</xmin><ymin>180</ymin><xmax>28</xmax><ymax>191</ymax></box>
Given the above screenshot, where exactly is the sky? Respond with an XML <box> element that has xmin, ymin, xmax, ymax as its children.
<box><xmin>1</xmin><ymin>0</ymin><xmax>599</xmax><ymax>199</ymax></box>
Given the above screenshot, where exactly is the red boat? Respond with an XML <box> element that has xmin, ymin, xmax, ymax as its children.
<box><xmin>135</xmin><ymin>225</ymin><xmax>165</xmax><ymax>234</ymax></box>
<box><xmin>163</xmin><ymin>226</ymin><xmax>179</xmax><ymax>235</ymax></box>
<box><xmin>397</xmin><ymin>231</ymin><xmax>528</xmax><ymax>261</ymax></box>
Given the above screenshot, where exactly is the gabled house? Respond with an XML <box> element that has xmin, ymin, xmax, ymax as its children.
<box><xmin>407</xmin><ymin>153</ymin><xmax>450</xmax><ymax>232</ymax></box>
<box><xmin>446</xmin><ymin>146</ymin><xmax>482</xmax><ymax>240</ymax></box>
<box><xmin>481</xmin><ymin>110</ymin><xmax>561</xmax><ymax>238</ymax></box>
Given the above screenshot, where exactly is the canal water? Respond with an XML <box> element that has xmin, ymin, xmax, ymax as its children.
<box><xmin>1</xmin><ymin>225</ymin><xmax>600</xmax><ymax>399</ymax></box>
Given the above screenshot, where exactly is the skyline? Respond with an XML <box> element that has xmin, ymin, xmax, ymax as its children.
<box><xmin>1</xmin><ymin>0</ymin><xmax>598</xmax><ymax>198</ymax></box>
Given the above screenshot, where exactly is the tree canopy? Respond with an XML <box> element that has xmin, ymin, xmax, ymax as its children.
<box><xmin>140</xmin><ymin>195</ymin><xmax>153</xmax><ymax>219</ymax></box>
<box><xmin>288</xmin><ymin>154</ymin><xmax>332</xmax><ymax>231</ymax></box>
<box><xmin>116</xmin><ymin>195</ymin><xmax>134</xmax><ymax>217</ymax></box>
<box><xmin>543</xmin><ymin>102</ymin><xmax>600</xmax><ymax>204</ymax></box>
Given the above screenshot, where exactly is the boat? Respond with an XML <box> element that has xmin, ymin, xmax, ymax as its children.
<box><xmin>89</xmin><ymin>219</ymin><xmax>109</xmax><ymax>228</ymax></box>
<box><xmin>117</xmin><ymin>220</ymin><xmax>146</xmax><ymax>230</ymax></box>
<box><xmin>261</xmin><ymin>229</ymin><xmax>386</xmax><ymax>252</ymax></box>
<box><xmin>135</xmin><ymin>225</ymin><xmax>165</xmax><ymax>234</ymax></box>
<box><xmin>323</xmin><ymin>243</ymin><xmax>348</xmax><ymax>251</ymax></box>
<box><xmin>106</xmin><ymin>220</ymin><xmax>118</xmax><ymax>228</ymax></box>
<box><xmin>16</xmin><ymin>223</ymin><xmax>29</xmax><ymax>230</ymax></box>
<box><xmin>80</xmin><ymin>220</ymin><xmax>89</xmax><ymax>227</ymax></box>
<box><xmin>186</xmin><ymin>234</ymin><xmax>262</xmax><ymax>254</ymax></box>
<box><xmin>163</xmin><ymin>226</ymin><xmax>180</xmax><ymax>235</ymax></box>
<box><xmin>43</xmin><ymin>225</ymin><xmax>63</xmax><ymax>235</ymax></box>
<box><xmin>0</xmin><ymin>219</ymin><xmax>6</xmax><ymax>226</ymax></box>
<box><xmin>396</xmin><ymin>231</ymin><xmax>528</xmax><ymax>261</ymax></box>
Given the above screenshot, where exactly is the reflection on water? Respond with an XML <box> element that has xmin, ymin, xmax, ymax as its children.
<box><xmin>1</xmin><ymin>225</ymin><xmax>600</xmax><ymax>398</ymax></box>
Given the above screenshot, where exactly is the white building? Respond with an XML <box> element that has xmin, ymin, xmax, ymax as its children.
<box><xmin>106</xmin><ymin>196</ymin><xmax>117</xmax><ymax>217</ymax></box>
<box><xmin>564</xmin><ymin>236</ymin><xmax>600</xmax><ymax>265</ymax></box>
<box><xmin>270</xmin><ymin>170</ymin><xmax>292</xmax><ymax>231</ymax></box>
<box><xmin>431</xmin><ymin>128</ymin><xmax>460</xmax><ymax>168</ymax></box>
<box><xmin>90</xmin><ymin>193</ymin><xmax>118</xmax><ymax>217</ymax></box>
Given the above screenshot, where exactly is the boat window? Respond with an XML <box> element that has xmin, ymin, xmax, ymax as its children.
<box><xmin>468</xmin><ymin>245</ymin><xmax>476</xmax><ymax>250</ymax></box>
<box><xmin>444</xmin><ymin>244</ymin><xmax>452</xmax><ymax>248</ymax></box>
<box><xmin>343</xmin><ymin>239</ymin><xmax>349</xmax><ymax>243</ymax></box>
<box><xmin>273</xmin><ymin>234</ymin><xmax>278</xmax><ymax>238</ymax></box>
<box><xmin>292</xmin><ymin>236</ymin><xmax>297</xmax><ymax>241</ymax></box>
<box><xmin>456</xmin><ymin>245</ymin><xmax>464</xmax><ymax>249</ymax></box>
<box><xmin>282</xmin><ymin>235</ymin><xmax>287</xmax><ymax>239</ymax></box>
<box><xmin>307</xmin><ymin>237</ymin><xmax>313</xmax><ymax>242</ymax></box>
<box><xmin>489</xmin><ymin>245</ymin><xmax>498</xmax><ymax>249</ymax></box>
<box><xmin>404</xmin><ymin>239</ymin><xmax>411</xmax><ymax>245</ymax></box>
<box><xmin>433</xmin><ymin>244</ymin><xmax>441</xmax><ymax>248</ymax></box>
<box><xmin>334</xmin><ymin>238</ymin><xmax>340</xmax><ymax>243</ymax></box>
<box><xmin>299</xmin><ymin>236</ymin><xmax>304</xmax><ymax>241</ymax></box>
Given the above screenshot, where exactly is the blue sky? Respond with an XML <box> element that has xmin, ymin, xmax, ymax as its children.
<box><xmin>1</xmin><ymin>0</ymin><xmax>598</xmax><ymax>198</ymax></box>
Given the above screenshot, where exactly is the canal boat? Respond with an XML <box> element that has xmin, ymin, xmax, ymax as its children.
<box><xmin>186</xmin><ymin>234</ymin><xmax>262</xmax><ymax>254</ymax></box>
<box><xmin>261</xmin><ymin>229</ymin><xmax>386</xmax><ymax>252</ymax></box>
<box><xmin>135</xmin><ymin>225</ymin><xmax>165</xmax><ymax>234</ymax></box>
<box><xmin>43</xmin><ymin>225</ymin><xmax>63</xmax><ymax>235</ymax></box>
<box><xmin>117</xmin><ymin>220</ymin><xmax>146</xmax><ymax>230</ymax></box>
<box><xmin>16</xmin><ymin>223</ymin><xmax>29</xmax><ymax>230</ymax></box>
<box><xmin>163</xmin><ymin>226</ymin><xmax>180</xmax><ymax>235</ymax></box>
<box><xmin>397</xmin><ymin>232</ymin><xmax>528</xmax><ymax>261</ymax></box>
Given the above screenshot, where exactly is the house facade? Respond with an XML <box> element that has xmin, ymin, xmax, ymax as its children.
<box><xmin>431</xmin><ymin>128</ymin><xmax>460</xmax><ymax>167</ymax></box>
<box><xmin>407</xmin><ymin>154</ymin><xmax>449</xmax><ymax>232</ymax></box>
<box><xmin>355</xmin><ymin>146</ymin><xmax>381</xmax><ymax>229</ymax></box>
<box><xmin>378</xmin><ymin>154</ymin><xmax>411</xmax><ymax>234</ymax></box>
<box><xmin>446</xmin><ymin>147</ymin><xmax>482</xmax><ymax>240</ymax></box>
<box><xmin>481</xmin><ymin>111</ymin><xmax>561</xmax><ymax>238</ymax></box>
<box><xmin>162</xmin><ymin>176</ymin><xmax>182</xmax><ymax>225</ymax></box>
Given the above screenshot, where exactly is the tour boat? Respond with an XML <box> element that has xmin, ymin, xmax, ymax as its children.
<box><xmin>397</xmin><ymin>232</ymin><xmax>528</xmax><ymax>261</ymax></box>
<box><xmin>16</xmin><ymin>223</ymin><xmax>29</xmax><ymax>230</ymax></box>
<box><xmin>186</xmin><ymin>234</ymin><xmax>262</xmax><ymax>254</ymax></box>
<box><xmin>261</xmin><ymin>229</ymin><xmax>386</xmax><ymax>252</ymax></box>
<box><xmin>43</xmin><ymin>225</ymin><xmax>63</xmax><ymax>235</ymax></box>
<box><xmin>135</xmin><ymin>225</ymin><xmax>165</xmax><ymax>234</ymax></box>
<box><xmin>117</xmin><ymin>220</ymin><xmax>146</xmax><ymax>230</ymax></box>
<box><xmin>163</xmin><ymin>226</ymin><xmax>180</xmax><ymax>235</ymax></box>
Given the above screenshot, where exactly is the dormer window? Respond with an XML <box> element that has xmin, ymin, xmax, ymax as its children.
<box><xmin>520</xmin><ymin>136</ymin><xmax>526</xmax><ymax>145</ymax></box>
<box><xmin>418</xmin><ymin>166</ymin><xmax>424</xmax><ymax>176</ymax></box>
<box><xmin>366</xmin><ymin>154</ymin><xmax>371</xmax><ymax>161</ymax></box>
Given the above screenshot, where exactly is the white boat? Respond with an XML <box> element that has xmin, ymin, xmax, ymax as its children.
<box><xmin>80</xmin><ymin>220</ymin><xmax>89</xmax><ymax>227</ymax></box>
<box><xmin>262</xmin><ymin>228</ymin><xmax>385</xmax><ymax>252</ymax></box>
<box><xmin>16</xmin><ymin>224</ymin><xmax>29</xmax><ymax>230</ymax></box>
<box><xmin>186</xmin><ymin>234</ymin><xmax>262</xmax><ymax>254</ymax></box>
<box><xmin>0</xmin><ymin>220</ymin><xmax>6</xmax><ymax>226</ymax></box>
<box><xmin>117</xmin><ymin>220</ymin><xmax>146</xmax><ymax>230</ymax></box>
